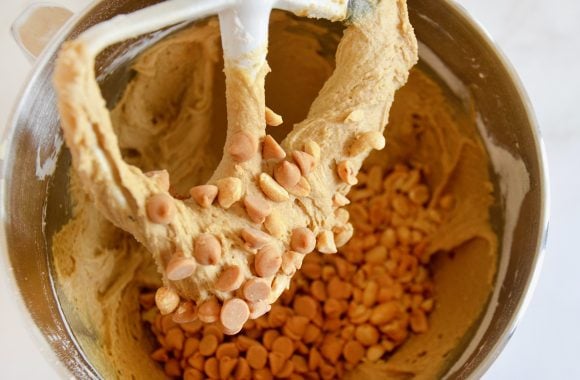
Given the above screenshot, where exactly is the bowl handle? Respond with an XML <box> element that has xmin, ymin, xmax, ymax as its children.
<box><xmin>11</xmin><ymin>2</ymin><xmax>73</xmax><ymax>62</ymax></box>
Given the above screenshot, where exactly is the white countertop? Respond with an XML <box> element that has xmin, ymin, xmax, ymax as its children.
<box><xmin>1</xmin><ymin>0</ymin><xmax>579</xmax><ymax>378</ymax></box>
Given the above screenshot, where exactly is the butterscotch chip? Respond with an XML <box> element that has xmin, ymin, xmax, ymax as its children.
<box><xmin>183</xmin><ymin>337</ymin><xmax>200</xmax><ymax>358</ymax></box>
<box><xmin>310</xmin><ymin>280</ymin><xmax>327</xmax><ymax>301</ymax></box>
<box><xmin>165</xmin><ymin>327</ymin><xmax>185</xmax><ymax>351</ymax></box>
<box><xmin>366</xmin><ymin>344</ymin><xmax>385</xmax><ymax>361</ymax></box>
<box><xmin>259</xmin><ymin>173</ymin><xmax>290</xmax><ymax>202</ymax></box>
<box><xmin>290</xmin><ymin>227</ymin><xmax>316</xmax><ymax>254</ymax></box>
<box><xmin>197</xmin><ymin>297</ymin><xmax>220</xmax><ymax>323</ymax></box>
<box><xmin>340</xmin><ymin>326</ymin><xmax>356</xmax><ymax>344</ymax></box>
<box><xmin>320</xmin><ymin>335</ymin><xmax>344</xmax><ymax>364</ymax></box>
<box><xmin>183</xmin><ymin>368</ymin><xmax>204</xmax><ymax>380</ymax></box>
<box><xmin>255</xmin><ymin>245</ymin><xmax>282</xmax><ymax>277</ymax></box>
<box><xmin>272</xmin><ymin>335</ymin><xmax>295</xmax><ymax>360</ymax></box>
<box><xmin>323</xmin><ymin>298</ymin><xmax>343</xmax><ymax>318</ymax></box>
<box><xmin>217</xmin><ymin>177</ymin><xmax>243</xmax><ymax>208</ymax></box>
<box><xmin>204</xmin><ymin>357</ymin><xmax>220</xmax><ymax>379</ymax></box>
<box><xmin>243</xmin><ymin>278</ymin><xmax>271</xmax><ymax>303</ymax></box>
<box><xmin>349</xmin><ymin>131</ymin><xmax>386</xmax><ymax>156</ymax></box>
<box><xmin>243</xmin><ymin>194</ymin><xmax>272</xmax><ymax>224</ymax></box>
<box><xmin>190</xmin><ymin>185</ymin><xmax>218</xmax><ymax>208</ymax></box>
<box><xmin>366</xmin><ymin>165</ymin><xmax>383</xmax><ymax>191</ymax></box>
<box><xmin>302</xmin><ymin>323</ymin><xmax>321</xmax><ymax>344</ymax></box>
<box><xmin>263</xmin><ymin>329</ymin><xmax>281</xmax><ymax>350</ymax></box>
<box><xmin>308</xmin><ymin>348</ymin><xmax>323</xmax><ymax>371</ymax></box>
<box><xmin>247</xmin><ymin>344</ymin><xmax>269</xmax><ymax>370</ymax></box>
<box><xmin>249</xmin><ymin>300</ymin><xmax>271</xmax><ymax>320</ymax></box>
<box><xmin>319</xmin><ymin>363</ymin><xmax>337</xmax><ymax>380</ymax></box>
<box><xmin>370</xmin><ymin>302</ymin><xmax>400</xmax><ymax>325</ymax></box>
<box><xmin>292</xmin><ymin>151</ymin><xmax>315</xmax><ymax>176</ymax></box>
<box><xmin>164</xmin><ymin>358</ymin><xmax>181</xmax><ymax>377</ymax></box>
<box><xmin>219</xmin><ymin>356</ymin><xmax>238</xmax><ymax>379</ymax></box>
<box><xmin>355</xmin><ymin>324</ymin><xmax>379</xmax><ymax>346</ymax></box>
<box><xmin>333</xmin><ymin>193</ymin><xmax>350</xmax><ymax>207</ymax></box>
<box><xmin>316</xmin><ymin>231</ymin><xmax>337</xmax><ymax>254</ymax></box>
<box><xmin>362</xmin><ymin>281</ymin><xmax>379</xmax><ymax>307</ymax></box>
<box><xmin>166</xmin><ymin>256</ymin><xmax>196</xmax><ymax>281</ymax></box>
<box><xmin>194</xmin><ymin>234</ymin><xmax>222</xmax><ymax>265</ymax></box>
<box><xmin>241</xmin><ymin>227</ymin><xmax>271</xmax><ymax>250</ymax></box>
<box><xmin>336</xmin><ymin>160</ymin><xmax>358</xmax><ymax>185</ymax></box>
<box><xmin>335</xmin><ymin>208</ymin><xmax>350</xmax><ymax>224</ymax></box>
<box><xmin>409</xmin><ymin>184</ymin><xmax>429</xmax><ymax>205</ymax></box>
<box><xmin>348</xmin><ymin>304</ymin><xmax>372</xmax><ymax>325</ymax></box>
<box><xmin>410</xmin><ymin>309</ymin><xmax>429</xmax><ymax>333</ymax></box>
<box><xmin>343</xmin><ymin>340</ymin><xmax>365</xmax><ymax>365</ymax></box>
<box><xmin>234</xmin><ymin>358</ymin><xmax>251</xmax><ymax>380</ymax></box>
<box><xmin>326</xmin><ymin>278</ymin><xmax>351</xmax><ymax>300</ymax></box>
<box><xmin>262</xmin><ymin>135</ymin><xmax>286</xmax><ymax>160</ymax></box>
<box><xmin>172</xmin><ymin>301</ymin><xmax>197</xmax><ymax>324</ymax></box>
<box><xmin>150</xmin><ymin>347</ymin><xmax>168</xmax><ymax>362</ymax></box>
<box><xmin>345</xmin><ymin>109</ymin><xmax>364</xmax><ymax>123</ymax></box>
<box><xmin>293</xmin><ymin>296</ymin><xmax>318</xmax><ymax>320</ymax></box>
<box><xmin>276</xmin><ymin>360</ymin><xmax>295</xmax><ymax>378</ymax></box>
<box><xmin>301</xmin><ymin>262</ymin><xmax>321</xmax><ymax>280</ymax></box>
<box><xmin>291</xmin><ymin>355</ymin><xmax>308</xmax><ymax>374</ymax></box>
<box><xmin>202</xmin><ymin>324</ymin><xmax>223</xmax><ymax>344</ymax></box>
<box><xmin>287</xmin><ymin>177</ymin><xmax>311</xmax><ymax>197</ymax></box>
<box><xmin>365</xmin><ymin>246</ymin><xmax>387</xmax><ymax>264</ymax></box>
<box><xmin>311</xmin><ymin>310</ymin><xmax>324</xmax><ymax>328</ymax></box>
<box><xmin>181</xmin><ymin>319</ymin><xmax>202</xmax><ymax>334</ymax></box>
<box><xmin>188</xmin><ymin>353</ymin><xmax>205</xmax><ymax>371</ymax></box>
<box><xmin>281</xmin><ymin>251</ymin><xmax>303</xmax><ymax>276</ymax></box>
<box><xmin>382</xmin><ymin>320</ymin><xmax>409</xmax><ymax>343</ymax></box>
<box><xmin>220</xmin><ymin>298</ymin><xmax>250</xmax><ymax>333</ymax></box>
<box><xmin>264</xmin><ymin>211</ymin><xmax>285</xmax><ymax>238</ymax></box>
<box><xmin>295</xmin><ymin>341</ymin><xmax>309</xmax><ymax>356</ymax></box>
<box><xmin>269</xmin><ymin>352</ymin><xmax>286</xmax><ymax>376</ymax></box>
<box><xmin>323</xmin><ymin>318</ymin><xmax>342</xmax><ymax>332</ymax></box>
<box><xmin>282</xmin><ymin>316</ymin><xmax>309</xmax><ymax>340</ymax></box>
<box><xmin>155</xmin><ymin>287</ymin><xmax>179</xmax><ymax>315</ymax></box>
<box><xmin>274</xmin><ymin>161</ymin><xmax>301</xmax><ymax>189</ymax></box>
<box><xmin>146</xmin><ymin>193</ymin><xmax>176</xmax><ymax>224</ymax></box>
<box><xmin>216</xmin><ymin>342</ymin><xmax>240</xmax><ymax>359</ymax></box>
<box><xmin>199</xmin><ymin>334</ymin><xmax>219</xmax><ymax>356</ymax></box>
<box><xmin>235</xmin><ymin>336</ymin><xmax>259</xmax><ymax>352</ymax></box>
<box><xmin>269</xmin><ymin>305</ymin><xmax>293</xmax><ymax>327</ymax></box>
<box><xmin>215</xmin><ymin>265</ymin><xmax>244</xmax><ymax>292</ymax></box>
<box><xmin>254</xmin><ymin>368</ymin><xmax>274</xmax><ymax>380</ymax></box>
<box><xmin>265</xmin><ymin>107</ymin><xmax>283</xmax><ymax>126</ymax></box>
<box><xmin>228</xmin><ymin>131</ymin><xmax>257</xmax><ymax>162</ymax></box>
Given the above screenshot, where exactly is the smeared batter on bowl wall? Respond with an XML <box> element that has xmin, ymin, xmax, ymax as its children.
<box><xmin>52</xmin><ymin>13</ymin><xmax>496</xmax><ymax>380</ymax></box>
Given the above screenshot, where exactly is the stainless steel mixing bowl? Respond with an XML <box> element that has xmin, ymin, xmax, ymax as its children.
<box><xmin>1</xmin><ymin>0</ymin><xmax>548</xmax><ymax>378</ymax></box>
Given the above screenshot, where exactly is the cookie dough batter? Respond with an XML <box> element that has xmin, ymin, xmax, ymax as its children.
<box><xmin>52</xmin><ymin>3</ymin><xmax>496</xmax><ymax>379</ymax></box>
<box><xmin>53</xmin><ymin>0</ymin><xmax>417</xmax><ymax>332</ymax></box>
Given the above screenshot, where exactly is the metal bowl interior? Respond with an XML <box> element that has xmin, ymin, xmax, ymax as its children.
<box><xmin>0</xmin><ymin>0</ymin><xmax>548</xmax><ymax>378</ymax></box>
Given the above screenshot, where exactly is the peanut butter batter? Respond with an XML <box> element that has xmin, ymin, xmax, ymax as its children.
<box><xmin>52</xmin><ymin>3</ymin><xmax>496</xmax><ymax>379</ymax></box>
<box><xmin>53</xmin><ymin>0</ymin><xmax>417</xmax><ymax>329</ymax></box>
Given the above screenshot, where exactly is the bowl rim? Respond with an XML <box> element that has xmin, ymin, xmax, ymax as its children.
<box><xmin>436</xmin><ymin>1</ymin><xmax>549</xmax><ymax>378</ymax></box>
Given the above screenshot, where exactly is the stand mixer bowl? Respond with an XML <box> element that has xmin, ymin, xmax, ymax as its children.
<box><xmin>1</xmin><ymin>0</ymin><xmax>548</xmax><ymax>378</ymax></box>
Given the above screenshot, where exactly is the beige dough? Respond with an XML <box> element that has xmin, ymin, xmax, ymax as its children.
<box><xmin>53</xmin><ymin>0</ymin><xmax>417</xmax><ymax>325</ymax></box>
<box><xmin>52</xmin><ymin>3</ymin><xmax>496</xmax><ymax>379</ymax></box>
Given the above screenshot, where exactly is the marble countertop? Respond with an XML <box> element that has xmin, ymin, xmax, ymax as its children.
<box><xmin>1</xmin><ymin>0</ymin><xmax>578</xmax><ymax>378</ymax></box>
